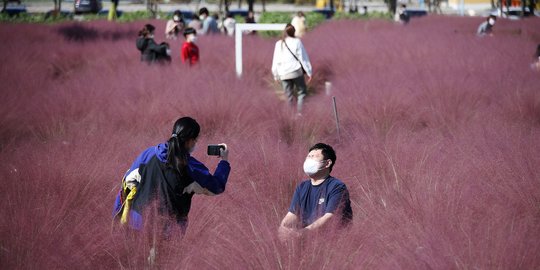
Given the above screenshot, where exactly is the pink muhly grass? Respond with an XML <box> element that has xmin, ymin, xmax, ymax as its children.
<box><xmin>0</xmin><ymin>16</ymin><xmax>539</xmax><ymax>269</ymax></box>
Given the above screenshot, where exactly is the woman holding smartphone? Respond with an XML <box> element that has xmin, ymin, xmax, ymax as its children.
<box><xmin>113</xmin><ymin>117</ymin><xmax>230</xmax><ymax>238</ymax></box>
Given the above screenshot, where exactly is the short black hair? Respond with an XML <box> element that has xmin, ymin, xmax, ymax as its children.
<box><xmin>309</xmin><ymin>143</ymin><xmax>336</xmax><ymax>172</ymax></box>
<box><xmin>183</xmin><ymin>27</ymin><xmax>196</xmax><ymax>37</ymax></box>
<box><xmin>199</xmin><ymin>7</ymin><xmax>209</xmax><ymax>16</ymax></box>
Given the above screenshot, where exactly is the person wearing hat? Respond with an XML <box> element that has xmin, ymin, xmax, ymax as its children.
<box><xmin>165</xmin><ymin>10</ymin><xmax>185</xmax><ymax>40</ymax></box>
<box><xmin>181</xmin><ymin>27</ymin><xmax>199</xmax><ymax>65</ymax></box>
<box><xmin>136</xmin><ymin>24</ymin><xmax>171</xmax><ymax>64</ymax></box>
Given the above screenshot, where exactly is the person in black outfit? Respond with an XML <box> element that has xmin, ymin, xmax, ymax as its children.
<box><xmin>136</xmin><ymin>24</ymin><xmax>171</xmax><ymax>64</ymax></box>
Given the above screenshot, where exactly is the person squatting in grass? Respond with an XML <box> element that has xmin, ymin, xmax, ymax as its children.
<box><xmin>113</xmin><ymin>116</ymin><xmax>231</xmax><ymax>238</ymax></box>
<box><xmin>272</xmin><ymin>24</ymin><xmax>313</xmax><ymax>115</ymax></box>
<box><xmin>181</xmin><ymin>27</ymin><xmax>199</xmax><ymax>65</ymax></box>
<box><xmin>278</xmin><ymin>143</ymin><xmax>353</xmax><ymax>241</ymax></box>
<box><xmin>136</xmin><ymin>24</ymin><xmax>171</xmax><ymax>64</ymax></box>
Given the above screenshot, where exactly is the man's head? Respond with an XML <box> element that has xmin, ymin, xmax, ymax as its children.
<box><xmin>303</xmin><ymin>143</ymin><xmax>336</xmax><ymax>177</ymax></box>
<box><xmin>199</xmin><ymin>7</ymin><xmax>209</xmax><ymax>18</ymax></box>
<box><xmin>183</xmin><ymin>27</ymin><xmax>197</xmax><ymax>42</ymax></box>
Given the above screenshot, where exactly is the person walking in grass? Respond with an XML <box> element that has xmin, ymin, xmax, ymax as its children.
<box><xmin>181</xmin><ymin>27</ymin><xmax>199</xmax><ymax>65</ymax></box>
<box><xmin>271</xmin><ymin>24</ymin><xmax>312</xmax><ymax>116</ymax></box>
<box><xmin>278</xmin><ymin>143</ymin><xmax>352</xmax><ymax>241</ymax></box>
<box><xmin>291</xmin><ymin>11</ymin><xmax>307</xmax><ymax>38</ymax></box>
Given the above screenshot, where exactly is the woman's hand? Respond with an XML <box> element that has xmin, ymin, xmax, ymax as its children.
<box><xmin>219</xmin><ymin>143</ymin><xmax>229</xmax><ymax>161</ymax></box>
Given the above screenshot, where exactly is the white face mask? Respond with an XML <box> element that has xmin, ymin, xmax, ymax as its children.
<box><xmin>173</xmin><ymin>15</ymin><xmax>180</xmax><ymax>22</ymax></box>
<box><xmin>166</xmin><ymin>49</ymin><xmax>171</xmax><ymax>56</ymax></box>
<box><xmin>488</xmin><ymin>19</ymin><xmax>495</xmax><ymax>25</ymax></box>
<box><xmin>303</xmin><ymin>159</ymin><xmax>324</xmax><ymax>176</ymax></box>
<box><xmin>190</xmin><ymin>35</ymin><xmax>197</xmax><ymax>43</ymax></box>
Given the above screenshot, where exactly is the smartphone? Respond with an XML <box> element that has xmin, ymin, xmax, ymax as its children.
<box><xmin>207</xmin><ymin>144</ymin><xmax>224</xmax><ymax>156</ymax></box>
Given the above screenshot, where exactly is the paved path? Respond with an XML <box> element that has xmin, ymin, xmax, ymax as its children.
<box><xmin>14</xmin><ymin>0</ymin><xmax>494</xmax><ymax>16</ymax></box>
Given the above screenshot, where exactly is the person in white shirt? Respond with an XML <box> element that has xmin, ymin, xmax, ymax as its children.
<box><xmin>291</xmin><ymin>11</ymin><xmax>306</xmax><ymax>38</ymax></box>
<box><xmin>223</xmin><ymin>13</ymin><xmax>236</xmax><ymax>37</ymax></box>
<box><xmin>271</xmin><ymin>24</ymin><xmax>313</xmax><ymax>115</ymax></box>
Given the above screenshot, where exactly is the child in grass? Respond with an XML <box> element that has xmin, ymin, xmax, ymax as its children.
<box><xmin>181</xmin><ymin>27</ymin><xmax>199</xmax><ymax>66</ymax></box>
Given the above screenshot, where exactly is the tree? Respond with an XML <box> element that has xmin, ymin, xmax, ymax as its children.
<box><xmin>53</xmin><ymin>0</ymin><xmax>62</xmax><ymax>13</ymax></box>
<box><xmin>147</xmin><ymin>0</ymin><xmax>158</xmax><ymax>18</ymax></box>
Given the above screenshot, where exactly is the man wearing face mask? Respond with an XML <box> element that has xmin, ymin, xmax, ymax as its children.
<box><xmin>199</xmin><ymin>7</ymin><xmax>219</xmax><ymax>35</ymax></box>
<box><xmin>477</xmin><ymin>15</ymin><xmax>496</xmax><ymax>37</ymax></box>
<box><xmin>181</xmin><ymin>27</ymin><xmax>199</xmax><ymax>65</ymax></box>
<box><xmin>279</xmin><ymin>143</ymin><xmax>353</xmax><ymax>241</ymax></box>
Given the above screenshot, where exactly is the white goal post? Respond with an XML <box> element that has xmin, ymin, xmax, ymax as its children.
<box><xmin>235</xmin><ymin>23</ymin><xmax>287</xmax><ymax>78</ymax></box>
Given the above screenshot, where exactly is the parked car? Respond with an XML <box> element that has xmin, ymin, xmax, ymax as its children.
<box><xmin>74</xmin><ymin>0</ymin><xmax>102</xmax><ymax>14</ymax></box>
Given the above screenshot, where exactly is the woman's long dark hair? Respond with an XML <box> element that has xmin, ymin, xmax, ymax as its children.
<box><xmin>167</xmin><ymin>117</ymin><xmax>200</xmax><ymax>175</ymax></box>
<box><xmin>138</xmin><ymin>24</ymin><xmax>155</xmax><ymax>38</ymax></box>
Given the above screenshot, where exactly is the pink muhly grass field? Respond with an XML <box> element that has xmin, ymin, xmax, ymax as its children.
<box><xmin>0</xmin><ymin>16</ymin><xmax>539</xmax><ymax>269</ymax></box>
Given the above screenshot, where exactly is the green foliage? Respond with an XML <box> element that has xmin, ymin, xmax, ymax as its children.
<box><xmin>258</xmin><ymin>11</ymin><xmax>292</xmax><ymax>24</ymax></box>
<box><xmin>117</xmin><ymin>10</ymin><xmax>169</xmax><ymax>22</ymax></box>
<box><xmin>332</xmin><ymin>11</ymin><xmax>392</xmax><ymax>20</ymax></box>
<box><xmin>0</xmin><ymin>12</ymin><xmax>72</xmax><ymax>23</ymax></box>
<box><xmin>75</xmin><ymin>10</ymin><xmax>168</xmax><ymax>22</ymax></box>
<box><xmin>257</xmin><ymin>12</ymin><xmax>291</xmax><ymax>37</ymax></box>
<box><xmin>304</xmin><ymin>12</ymin><xmax>325</xmax><ymax>29</ymax></box>
<box><xmin>234</xmin><ymin>15</ymin><xmax>245</xmax><ymax>23</ymax></box>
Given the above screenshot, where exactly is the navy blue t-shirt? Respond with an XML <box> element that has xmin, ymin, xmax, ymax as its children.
<box><xmin>288</xmin><ymin>176</ymin><xmax>353</xmax><ymax>227</ymax></box>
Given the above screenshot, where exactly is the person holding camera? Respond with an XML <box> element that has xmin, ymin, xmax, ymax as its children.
<box><xmin>278</xmin><ymin>143</ymin><xmax>352</xmax><ymax>241</ymax></box>
<box><xmin>272</xmin><ymin>24</ymin><xmax>312</xmax><ymax>116</ymax></box>
<box><xmin>165</xmin><ymin>10</ymin><xmax>185</xmax><ymax>40</ymax></box>
<box><xmin>113</xmin><ymin>117</ymin><xmax>231</xmax><ymax>238</ymax></box>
